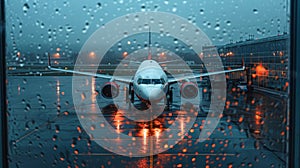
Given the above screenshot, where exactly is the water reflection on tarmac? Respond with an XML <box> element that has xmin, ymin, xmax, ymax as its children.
<box><xmin>7</xmin><ymin>76</ymin><xmax>287</xmax><ymax>167</ymax></box>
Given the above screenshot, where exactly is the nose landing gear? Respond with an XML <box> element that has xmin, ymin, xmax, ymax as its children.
<box><xmin>127</xmin><ymin>83</ymin><xmax>134</xmax><ymax>103</ymax></box>
<box><xmin>166</xmin><ymin>86</ymin><xmax>173</xmax><ymax>110</ymax></box>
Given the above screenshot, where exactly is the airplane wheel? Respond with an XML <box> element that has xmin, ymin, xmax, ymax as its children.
<box><xmin>166</xmin><ymin>87</ymin><xmax>173</xmax><ymax>110</ymax></box>
<box><xmin>169</xmin><ymin>87</ymin><xmax>173</xmax><ymax>104</ymax></box>
<box><xmin>128</xmin><ymin>83</ymin><xmax>134</xmax><ymax>103</ymax></box>
<box><xmin>130</xmin><ymin>89</ymin><xmax>134</xmax><ymax>102</ymax></box>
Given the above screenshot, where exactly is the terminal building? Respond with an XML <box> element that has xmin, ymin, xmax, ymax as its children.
<box><xmin>203</xmin><ymin>34</ymin><xmax>289</xmax><ymax>95</ymax></box>
<box><xmin>202</xmin><ymin>35</ymin><xmax>290</xmax><ymax>158</ymax></box>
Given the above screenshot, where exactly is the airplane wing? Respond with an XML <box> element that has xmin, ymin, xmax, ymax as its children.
<box><xmin>47</xmin><ymin>56</ymin><xmax>132</xmax><ymax>84</ymax></box>
<box><xmin>168</xmin><ymin>65</ymin><xmax>245</xmax><ymax>84</ymax></box>
<box><xmin>118</xmin><ymin>59</ymin><xmax>182</xmax><ymax>65</ymax></box>
<box><xmin>48</xmin><ymin>66</ymin><xmax>132</xmax><ymax>83</ymax></box>
<box><xmin>117</xmin><ymin>59</ymin><xmax>142</xmax><ymax>64</ymax></box>
<box><xmin>158</xmin><ymin>59</ymin><xmax>182</xmax><ymax>64</ymax></box>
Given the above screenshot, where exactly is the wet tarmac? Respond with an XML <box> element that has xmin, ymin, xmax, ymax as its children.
<box><xmin>7</xmin><ymin>76</ymin><xmax>288</xmax><ymax>167</ymax></box>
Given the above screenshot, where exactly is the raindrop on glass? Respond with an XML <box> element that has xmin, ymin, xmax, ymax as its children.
<box><xmin>214</xmin><ymin>24</ymin><xmax>221</xmax><ymax>31</ymax></box>
<box><xmin>226</xmin><ymin>20</ymin><xmax>231</xmax><ymax>26</ymax></box>
<box><xmin>96</xmin><ymin>2</ymin><xmax>102</xmax><ymax>8</ymax></box>
<box><xmin>25</xmin><ymin>104</ymin><xmax>31</xmax><ymax>112</ymax></box>
<box><xmin>23</xmin><ymin>3</ymin><xmax>30</xmax><ymax>15</ymax></box>
<box><xmin>55</xmin><ymin>8</ymin><xmax>59</xmax><ymax>15</ymax></box>
<box><xmin>253</xmin><ymin>9</ymin><xmax>258</xmax><ymax>14</ymax></box>
<box><xmin>41</xmin><ymin>104</ymin><xmax>46</xmax><ymax>109</ymax></box>
<box><xmin>173</xmin><ymin>38</ymin><xmax>178</xmax><ymax>44</ymax></box>
<box><xmin>199</xmin><ymin>9</ymin><xmax>204</xmax><ymax>15</ymax></box>
<box><xmin>40</xmin><ymin>23</ymin><xmax>45</xmax><ymax>29</ymax></box>
<box><xmin>172</xmin><ymin>7</ymin><xmax>177</xmax><ymax>12</ymax></box>
<box><xmin>65</xmin><ymin>25</ymin><xmax>72</xmax><ymax>32</ymax></box>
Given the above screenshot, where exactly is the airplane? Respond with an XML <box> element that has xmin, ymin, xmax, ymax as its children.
<box><xmin>47</xmin><ymin>31</ymin><xmax>245</xmax><ymax>106</ymax></box>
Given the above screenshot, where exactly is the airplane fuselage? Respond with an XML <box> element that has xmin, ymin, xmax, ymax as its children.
<box><xmin>132</xmin><ymin>60</ymin><xmax>168</xmax><ymax>103</ymax></box>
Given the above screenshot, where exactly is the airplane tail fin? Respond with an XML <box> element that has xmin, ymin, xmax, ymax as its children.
<box><xmin>148</xmin><ymin>27</ymin><xmax>152</xmax><ymax>60</ymax></box>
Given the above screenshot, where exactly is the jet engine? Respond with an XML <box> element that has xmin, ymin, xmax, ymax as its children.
<box><xmin>101</xmin><ymin>82</ymin><xmax>119</xmax><ymax>98</ymax></box>
<box><xmin>180</xmin><ymin>82</ymin><xmax>198</xmax><ymax>99</ymax></box>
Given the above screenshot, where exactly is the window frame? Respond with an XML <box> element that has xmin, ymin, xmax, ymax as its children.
<box><xmin>289</xmin><ymin>0</ymin><xmax>300</xmax><ymax>167</ymax></box>
<box><xmin>0</xmin><ymin>0</ymin><xmax>8</xmax><ymax>167</ymax></box>
<box><xmin>0</xmin><ymin>1</ymin><xmax>298</xmax><ymax>168</ymax></box>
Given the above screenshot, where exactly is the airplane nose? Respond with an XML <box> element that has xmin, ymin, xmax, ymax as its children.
<box><xmin>142</xmin><ymin>88</ymin><xmax>165</xmax><ymax>101</ymax></box>
<box><xmin>143</xmin><ymin>87</ymin><xmax>164</xmax><ymax>101</ymax></box>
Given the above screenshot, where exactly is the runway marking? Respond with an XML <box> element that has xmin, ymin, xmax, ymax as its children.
<box><xmin>15</xmin><ymin>129</ymin><xmax>39</xmax><ymax>143</ymax></box>
<box><xmin>14</xmin><ymin>113</ymin><xmax>65</xmax><ymax>143</ymax></box>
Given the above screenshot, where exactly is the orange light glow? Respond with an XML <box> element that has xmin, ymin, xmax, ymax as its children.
<box><xmin>116</xmin><ymin>120</ymin><xmax>120</xmax><ymax>130</ymax></box>
<box><xmin>226</xmin><ymin>51</ymin><xmax>234</xmax><ymax>56</ymax></box>
<box><xmin>143</xmin><ymin>128</ymin><xmax>148</xmax><ymax>145</ymax></box>
<box><xmin>113</xmin><ymin>111</ymin><xmax>124</xmax><ymax>131</ymax></box>
<box><xmin>255</xmin><ymin>114</ymin><xmax>262</xmax><ymax>120</ymax></box>
<box><xmin>89</xmin><ymin>51</ymin><xmax>96</xmax><ymax>58</ymax></box>
<box><xmin>123</xmin><ymin>51</ymin><xmax>128</xmax><ymax>57</ymax></box>
<box><xmin>255</xmin><ymin>111</ymin><xmax>262</xmax><ymax>125</ymax></box>
<box><xmin>56</xmin><ymin>80</ymin><xmax>60</xmax><ymax>109</ymax></box>
<box><xmin>180</xmin><ymin>118</ymin><xmax>184</xmax><ymax>137</ymax></box>
<box><xmin>155</xmin><ymin>128</ymin><xmax>160</xmax><ymax>141</ymax></box>
<box><xmin>91</xmin><ymin>77</ymin><xmax>96</xmax><ymax>103</ymax></box>
<box><xmin>255</xmin><ymin>64</ymin><xmax>269</xmax><ymax>77</ymax></box>
<box><xmin>285</xmin><ymin>82</ymin><xmax>289</xmax><ymax>87</ymax></box>
<box><xmin>77</xmin><ymin>126</ymin><xmax>82</xmax><ymax>133</ymax></box>
<box><xmin>279</xmin><ymin>51</ymin><xmax>284</xmax><ymax>56</ymax></box>
<box><xmin>254</xmin><ymin>130</ymin><xmax>261</xmax><ymax>134</ymax></box>
<box><xmin>160</xmin><ymin>52</ymin><xmax>166</xmax><ymax>58</ymax></box>
<box><xmin>53</xmin><ymin>53</ymin><xmax>60</xmax><ymax>58</ymax></box>
<box><xmin>238</xmin><ymin>116</ymin><xmax>244</xmax><ymax>123</ymax></box>
<box><xmin>199</xmin><ymin>52</ymin><xmax>204</xmax><ymax>59</ymax></box>
<box><xmin>81</xmin><ymin>93</ymin><xmax>86</xmax><ymax>100</ymax></box>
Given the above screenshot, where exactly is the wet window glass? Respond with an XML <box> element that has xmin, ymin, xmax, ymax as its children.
<box><xmin>4</xmin><ymin>0</ymin><xmax>291</xmax><ymax>167</ymax></box>
<box><xmin>152</xmin><ymin>79</ymin><xmax>161</xmax><ymax>84</ymax></box>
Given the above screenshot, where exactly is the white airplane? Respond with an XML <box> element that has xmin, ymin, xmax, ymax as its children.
<box><xmin>48</xmin><ymin>32</ymin><xmax>245</xmax><ymax>105</ymax></box>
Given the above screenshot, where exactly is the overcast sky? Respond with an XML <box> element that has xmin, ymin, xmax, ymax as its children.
<box><xmin>6</xmin><ymin>0</ymin><xmax>289</xmax><ymax>55</ymax></box>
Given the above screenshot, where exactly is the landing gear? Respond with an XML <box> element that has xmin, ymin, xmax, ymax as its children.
<box><xmin>128</xmin><ymin>83</ymin><xmax>134</xmax><ymax>103</ymax></box>
<box><xmin>166</xmin><ymin>86</ymin><xmax>173</xmax><ymax>110</ymax></box>
<box><xmin>130</xmin><ymin>89</ymin><xmax>135</xmax><ymax>102</ymax></box>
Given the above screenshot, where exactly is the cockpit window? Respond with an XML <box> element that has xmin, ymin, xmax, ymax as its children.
<box><xmin>142</xmin><ymin>79</ymin><xmax>151</xmax><ymax>84</ymax></box>
<box><xmin>152</xmin><ymin>79</ymin><xmax>161</xmax><ymax>84</ymax></box>
<box><xmin>139</xmin><ymin>79</ymin><xmax>163</xmax><ymax>84</ymax></box>
<box><xmin>137</xmin><ymin>78</ymin><xmax>142</xmax><ymax>85</ymax></box>
<box><xmin>161</xmin><ymin>78</ymin><xmax>165</xmax><ymax>84</ymax></box>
